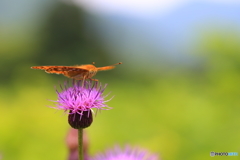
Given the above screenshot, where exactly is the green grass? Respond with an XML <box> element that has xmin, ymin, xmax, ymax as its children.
<box><xmin>0</xmin><ymin>74</ymin><xmax>240</xmax><ymax>160</ymax></box>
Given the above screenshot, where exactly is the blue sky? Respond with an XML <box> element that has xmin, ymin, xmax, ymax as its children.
<box><xmin>72</xmin><ymin>0</ymin><xmax>240</xmax><ymax>18</ymax></box>
<box><xmin>79</xmin><ymin>1</ymin><xmax>240</xmax><ymax>66</ymax></box>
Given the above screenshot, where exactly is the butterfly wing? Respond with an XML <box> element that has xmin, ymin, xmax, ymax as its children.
<box><xmin>31</xmin><ymin>66</ymin><xmax>89</xmax><ymax>79</ymax></box>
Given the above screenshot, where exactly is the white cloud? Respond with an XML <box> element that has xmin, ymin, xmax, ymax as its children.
<box><xmin>72</xmin><ymin>0</ymin><xmax>240</xmax><ymax>17</ymax></box>
<box><xmin>72</xmin><ymin>0</ymin><xmax>187</xmax><ymax>16</ymax></box>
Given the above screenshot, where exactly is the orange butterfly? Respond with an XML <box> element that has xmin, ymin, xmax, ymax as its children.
<box><xmin>31</xmin><ymin>62</ymin><xmax>122</xmax><ymax>81</ymax></box>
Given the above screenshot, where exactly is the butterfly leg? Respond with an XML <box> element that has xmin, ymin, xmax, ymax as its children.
<box><xmin>89</xmin><ymin>78</ymin><xmax>98</xmax><ymax>81</ymax></box>
<box><xmin>81</xmin><ymin>77</ymin><xmax>86</xmax><ymax>87</ymax></box>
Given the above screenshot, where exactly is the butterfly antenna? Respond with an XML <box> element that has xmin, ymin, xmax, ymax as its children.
<box><xmin>111</xmin><ymin>62</ymin><xmax>122</xmax><ymax>66</ymax></box>
<box><xmin>97</xmin><ymin>62</ymin><xmax>122</xmax><ymax>71</ymax></box>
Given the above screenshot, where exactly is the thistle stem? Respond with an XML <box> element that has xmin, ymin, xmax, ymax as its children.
<box><xmin>78</xmin><ymin>128</ymin><xmax>84</xmax><ymax>160</ymax></box>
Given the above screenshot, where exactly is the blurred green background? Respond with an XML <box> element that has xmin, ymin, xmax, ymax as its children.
<box><xmin>1</xmin><ymin>1</ymin><xmax>240</xmax><ymax>160</ymax></box>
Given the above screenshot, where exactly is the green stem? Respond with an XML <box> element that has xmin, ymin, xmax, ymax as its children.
<box><xmin>78</xmin><ymin>128</ymin><xmax>83</xmax><ymax>160</ymax></box>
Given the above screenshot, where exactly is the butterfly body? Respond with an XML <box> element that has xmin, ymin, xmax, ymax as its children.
<box><xmin>31</xmin><ymin>62</ymin><xmax>122</xmax><ymax>80</ymax></box>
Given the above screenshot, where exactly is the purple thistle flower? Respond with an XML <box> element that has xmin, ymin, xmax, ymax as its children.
<box><xmin>51</xmin><ymin>80</ymin><xmax>112</xmax><ymax>128</ymax></box>
<box><xmin>91</xmin><ymin>146</ymin><xmax>159</xmax><ymax>160</ymax></box>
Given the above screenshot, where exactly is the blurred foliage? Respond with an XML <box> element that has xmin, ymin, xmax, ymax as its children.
<box><xmin>35</xmin><ymin>2</ymin><xmax>111</xmax><ymax>65</ymax></box>
<box><xmin>1</xmin><ymin>1</ymin><xmax>240</xmax><ymax>160</ymax></box>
